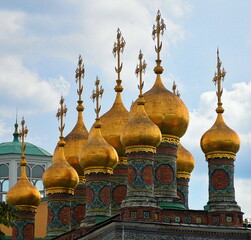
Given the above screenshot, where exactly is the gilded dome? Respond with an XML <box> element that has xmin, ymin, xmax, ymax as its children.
<box><xmin>176</xmin><ymin>144</ymin><xmax>195</xmax><ymax>175</ymax></box>
<box><xmin>98</xmin><ymin>92</ymin><xmax>129</xmax><ymax>157</ymax></box>
<box><xmin>43</xmin><ymin>139</ymin><xmax>79</xmax><ymax>194</ymax></box>
<box><xmin>200</xmin><ymin>113</ymin><xmax>240</xmax><ymax>155</ymax></box>
<box><xmin>130</xmin><ymin>74</ymin><xmax>189</xmax><ymax>138</ymax></box>
<box><xmin>64</xmin><ymin>106</ymin><xmax>88</xmax><ymax>177</ymax></box>
<box><xmin>121</xmin><ymin>98</ymin><xmax>162</xmax><ymax>149</ymax></box>
<box><xmin>6</xmin><ymin>164</ymin><xmax>41</xmax><ymax>211</ymax></box>
<box><xmin>79</xmin><ymin>119</ymin><xmax>118</xmax><ymax>175</ymax></box>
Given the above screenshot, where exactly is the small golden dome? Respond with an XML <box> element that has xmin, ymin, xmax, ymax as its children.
<box><xmin>43</xmin><ymin>139</ymin><xmax>79</xmax><ymax>195</ymax></box>
<box><xmin>79</xmin><ymin>119</ymin><xmax>118</xmax><ymax>175</ymax></box>
<box><xmin>64</xmin><ymin>107</ymin><xmax>88</xmax><ymax>177</ymax></box>
<box><xmin>200</xmin><ymin>113</ymin><xmax>240</xmax><ymax>155</ymax></box>
<box><xmin>99</xmin><ymin>93</ymin><xmax>129</xmax><ymax>157</ymax></box>
<box><xmin>130</xmin><ymin>74</ymin><xmax>189</xmax><ymax>138</ymax></box>
<box><xmin>177</xmin><ymin>144</ymin><xmax>195</xmax><ymax>175</ymax></box>
<box><xmin>7</xmin><ymin>165</ymin><xmax>41</xmax><ymax>211</ymax></box>
<box><xmin>121</xmin><ymin>98</ymin><xmax>162</xmax><ymax>148</ymax></box>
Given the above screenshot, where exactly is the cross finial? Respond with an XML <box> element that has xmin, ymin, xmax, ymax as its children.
<box><xmin>56</xmin><ymin>96</ymin><xmax>67</xmax><ymax>138</ymax></box>
<box><xmin>19</xmin><ymin>117</ymin><xmax>28</xmax><ymax>165</ymax></box>
<box><xmin>75</xmin><ymin>55</ymin><xmax>85</xmax><ymax>108</ymax></box>
<box><xmin>135</xmin><ymin>50</ymin><xmax>147</xmax><ymax>98</ymax></box>
<box><xmin>112</xmin><ymin>28</ymin><xmax>126</xmax><ymax>92</ymax></box>
<box><xmin>172</xmin><ymin>81</ymin><xmax>181</xmax><ymax>97</ymax></box>
<box><xmin>212</xmin><ymin>48</ymin><xmax>226</xmax><ymax>113</ymax></box>
<box><xmin>152</xmin><ymin>10</ymin><xmax>166</xmax><ymax>74</ymax></box>
<box><xmin>91</xmin><ymin>77</ymin><xmax>104</xmax><ymax>120</ymax></box>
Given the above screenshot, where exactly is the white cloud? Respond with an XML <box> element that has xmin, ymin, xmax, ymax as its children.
<box><xmin>235</xmin><ymin>178</ymin><xmax>251</xmax><ymax>218</ymax></box>
<box><xmin>0</xmin><ymin>55</ymin><xmax>70</xmax><ymax>116</ymax></box>
<box><xmin>182</xmin><ymin>81</ymin><xmax>251</xmax><ymax>150</ymax></box>
<box><xmin>0</xmin><ymin>2</ymin><xmax>191</xmax><ymax>94</ymax></box>
<box><xmin>0</xmin><ymin>10</ymin><xmax>25</xmax><ymax>42</ymax></box>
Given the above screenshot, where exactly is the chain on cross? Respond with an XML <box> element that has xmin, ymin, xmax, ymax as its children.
<box><xmin>112</xmin><ymin>28</ymin><xmax>126</xmax><ymax>90</ymax></box>
<box><xmin>135</xmin><ymin>50</ymin><xmax>147</xmax><ymax>97</ymax></box>
<box><xmin>212</xmin><ymin>48</ymin><xmax>226</xmax><ymax>107</ymax></box>
<box><xmin>19</xmin><ymin>117</ymin><xmax>28</xmax><ymax>162</ymax></box>
<box><xmin>75</xmin><ymin>55</ymin><xmax>85</xmax><ymax>102</ymax></box>
<box><xmin>152</xmin><ymin>10</ymin><xmax>166</xmax><ymax>61</ymax></box>
<box><xmin>56</xmin><ymin>96</ymin><xmax>67</xmax><ymax>138</ymax></box>
<box><xmin>91</xmin><ymin>77</ymin><xmax>104</xmax><ymax>119</ymax></box>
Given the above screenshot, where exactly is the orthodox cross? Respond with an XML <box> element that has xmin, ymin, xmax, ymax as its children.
<box><xmin>19</xmin><ymin>117</ymin><xmax>28</xmax><ymax>165</ymax></box>
<box><xmin>135</xmin><ymin>50</ymin><xmax>147</xmax><ymax>97</ymax></box>
<box><xmin>212</xmin><ymin>49</ymin><xmax>226</xmax><ymax>110</ymax></box>
<box><xmin>91</xmin><ymin>77</ymin><xmax>104</xmax><ymax>119</ymax></box>
<box><xmin>112</xmin><ymin>28</ymin><xmax>126</xmax><ymax>91</ymax></box>
<box><xmin>75</xmin><ymin>55</ymin><xmax>85</xmax><ymax>103</ymax></box>
<box><xmin>152</xmin><ymin>10</ymin><xmax>166</xmax><ymax>61</ymax></box>
<box><xmin>56</xmin><ymin>96</ymin><xmax>67</xmax><ymax>138</ymax></box>
<box><xmin>172</xmin><ymin>81</ymin><xmax>180</xmax><ymax>97</ymax></box>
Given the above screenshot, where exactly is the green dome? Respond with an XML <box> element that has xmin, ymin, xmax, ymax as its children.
<box><xmin>0</xmin><ymin>125</ymin><xmax>51</xmax><ymax>157</ymax></box>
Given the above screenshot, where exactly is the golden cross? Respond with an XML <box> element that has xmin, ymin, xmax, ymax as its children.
<box><xmin>91</xmin><ymin>77</ymin><xmax>104</xmax><ymax>119</ymax></box>
<box><xmin>212</xmin><ymin>48</ymin><xmax>226</xmax><ymax>110</ymax></box>
<box><xmin>152</xmin><ymin>10</ymin><xmax>166</xmax><ymax>61</ymax></box>
<box><xmin>135</xmin><ymin>50</ymin><xmax>147</xmax><ymax>97</ymax></box>
<box><xmin>56</xmin><ymin>96</ymin><xmax>67</xmax><ymax>138</ymax></box>
<box><xmin>75</xmin><ymin>55</ymin><xmax>85</xmax><ymax>102</ymax></box>
<box><xmin>19</xmin><ymin>117</ymin><xmax>28</xmax><ymax>165</ymax></box>
<box><xmin>112</xmin><ymin>28</ymin><xmax>126</xmax><ymax>91</ymax></box>
<box><xmin>172</xmin><ymin>81</ymin><xmax>180</xmax><ymax>97</ymax></box>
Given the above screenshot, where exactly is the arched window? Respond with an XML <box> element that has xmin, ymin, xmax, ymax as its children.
<box><xmin>31</xmin><ymin>165</ymin><xmax>45</xmax><ymax>197</ymax></box>
<box><xmin>32</xmin><ymin>165</ymin><xmax>44</xmax><ymax>179</ymax></box>
<box><xmin>0</xmin><ymin>164</ymin><xmax>9</xmax><ymax>202</ymax></box>
<box><xmin>17</xmin><ymin>165</ymin><xmax>31</xmax><ymax>178</ymax></box>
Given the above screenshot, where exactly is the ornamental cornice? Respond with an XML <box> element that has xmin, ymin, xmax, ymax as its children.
<box><xmin>46</xmin><ymin>187</ymin><xmax>74</xmax><ymax>195</ymax></box>
<box><xmin>176</xmin><ymin>171</ymin><xmax>190</xmax><ymax>179</ymax></box>
<box><xmin>125</xmin><ymin>145</ymin><xmax>156</xmax><ymax>154</ymax></box>
<box><xmin>118</xmin><ymin>157</ymin><xmax>128</xmax><ymax>165</ymax></box>
<box><xmin>16</xmin><ymin>205</ymin><xmax>37</xmax><ymax>213</ymax></box>
<box><xmin>161</xmin><ymin>134</ymin><xmax>180</xmax><ymax>145</ymax></box>
<box><xmin>84</xmin><ymin>167</ymin><xmax>113</xmax><ymax>175</ymax></box>
<box><xmin>206</xmin><ymin>151</ymin><xmax>236</xmax><ymax>160</ymax></box>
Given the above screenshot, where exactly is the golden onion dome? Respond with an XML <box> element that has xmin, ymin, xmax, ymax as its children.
<box><xmin>64</xmin><ymin>104</ymin><xmax>88</xmax><ymax>178</ymax></box>
<box><xmin>79</xmin><ymin>119</ymin><xmax>118</xmax><ymax>175</ymax></box>
<box><xmin>97</xmin><ymin>28</ymin><xmax>129</xmax><ymax>157</ymax></box>
<box><xmin>201</xmin><ymin>49</ymin><xmax>240</xmax><ymax>158</ymax></box>
<box><xmin>6</xmin><ymin>118</ymin><xmax>40</xmax><ymax>211</ymax></box>
<box><xmin>99</xmin><ymin>92</ymin><xmax>129</xmax><ymax>157</ymax></box>
<box><xmin>176</xmin><ymin>144</ymin><xmax>195</xmax><ymax>178</ymax></box>
<box><xmin>43</xmin><ymin>138</ymin><xmax>79</xmax><ymax>194</ymax></box>
<box><xmin>130</xmin><ymin>73</ymin><xmax>189</xmax><ymax>138</ymax></box>
<box><xmin>121</xmin><ymin>97</ymin><xmax>162</xmax><ymax>149</ymax></box>
<box><xmin>6</xmin><ymin>162</ymin><xmax>41</xmax><ymax>211</ymax></box>
<box><xmin>200</xmin><ymin>113</ymin><xmax>240</xmax><ymax>156</ymax></box>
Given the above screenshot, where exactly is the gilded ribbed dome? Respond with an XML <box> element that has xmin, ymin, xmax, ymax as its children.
<box><xmin>6</xmin><ymin>164</ymin><xmax>41</xmax><ymax>211</ymax></box>
<box><xmin>43</xmin><ymin>139</ymin><xmax>79</xmax><ymax>194</ymax></box>
<box><xmin>99</xmin><ymin>93</ymin><xmax>129</xmax><ymax>157</ymax></box>
<box><xmin>177</xmin><ymin>144</ymin><xmax>195</xmax><ymax>175</ymax></box>
<box><xmin>97</xmin><ymin>28</ymin><xmax>129</xmax><ymax>157</ymax></box>
<box><xmin>64</xmin><ymin>105</ymin><xmax>88</xmax><ymax>177</ymax></box>
<box><xmin>6</xmin><ymin>118</ymin><xmax>41</xmax><ymax>211</ymax></box>
<box><xmin>130</xmin><ymin>73</ymin><xmax>189</xmax><ymax>138</ymax></box>
<box><xmin>121</xmin><ymin>97</ymin><xmax>162</xmax><ymax>148</ymax></box>
<box><xmin>200</xmin><ymin>113</ymin><xmax>240</xmax><ymax>155</ymax></box>
<box><xmin>79</xmin><ymin>119</ymin><xmax>118</xmax><ymax>175</ymax></box>
<box><xmin>201</xmin><ymin>49</ymin><xmax>240</xmax><ymax>158</ymax></box>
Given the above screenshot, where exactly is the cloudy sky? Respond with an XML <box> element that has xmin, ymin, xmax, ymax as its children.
<box><xmin>0</xmin><ymin>1</ymin><xmax>250</xmax><ymax>217</ymax></box>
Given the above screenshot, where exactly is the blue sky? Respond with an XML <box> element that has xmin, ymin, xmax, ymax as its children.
<box><xmin>0</xmin><ymin>0</ymin><xmax>250</xmax><ymax>217</ymax></box>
